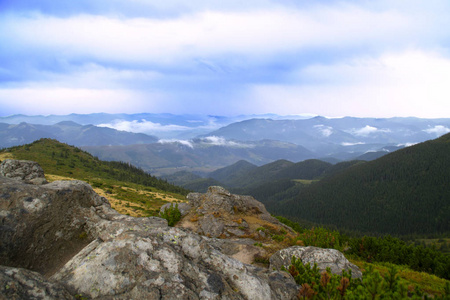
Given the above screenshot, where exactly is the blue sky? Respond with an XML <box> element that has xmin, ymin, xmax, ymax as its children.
<box><xmin>1</xmin><ymin>0</ymin><xmax>450</xmax><ymax>118</ymax></box>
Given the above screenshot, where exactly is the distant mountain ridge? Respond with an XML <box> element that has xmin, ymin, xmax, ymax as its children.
<box><xmin>2</xmin><ymin>113</ymin><xmax>450</xmax><ymax>176</ymax></box>
<box><xmin>206</xmin><ymin>116</ymin><xmax>450</xmax><ymax>157</ymax></box>
<box><xmin>0</xmin><ymin>121</ymin><xmax>158</xmax><ymax>148</ymax></box>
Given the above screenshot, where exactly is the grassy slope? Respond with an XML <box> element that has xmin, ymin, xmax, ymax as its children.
<box><xmin>0</xmin><ymin>139</ymin><xmax>188</xmax><ymax>217</ymax></box>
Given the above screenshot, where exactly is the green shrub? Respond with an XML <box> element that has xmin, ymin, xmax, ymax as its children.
<box><xmin>160</xmin><ymin>203</ymin><xmax>182</xmax><ymax>227</ymax></box>
<box><xmin>297</xmin><ymin>227</ymin><xmax>341</xmax><ymax>250</ymax></box>
<box><xmin>286</xmin><ymin>257</ymin><xmax>437</xmax><ymax>299</ymax></box>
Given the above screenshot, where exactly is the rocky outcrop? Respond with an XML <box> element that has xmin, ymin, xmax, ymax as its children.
<box><xmin>0</xmin><ymin>176</ymin><xmax>105</xmax><ymax>276</ymax></box>
<box><xmin>0</xmin><ymin>161</ymin><xmax>298</xmax><ymax>299</ymax></box>
<box><xmin>184</xmin><ymin>186</ymin><xmax>293</xmax><ymax>239</ymax></box>
<box><xmin>270</xmin><ymin>246</ymin><xmax>362</xmax><ymax>279</ymax></box>
<box><xmin>0</xmin><ymin>159</ymin><xmax>47</xmax><ymax>185</ymax></box>
<box><xmin>0</xmin><ymin>266</ymin><xmax>73</xmax><ymax>300</ymax></box>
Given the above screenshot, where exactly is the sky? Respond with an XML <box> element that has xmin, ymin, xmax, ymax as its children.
<box><xmin>1</xmin><ymin>0</ymin><xmax>450</xmax><ymax>118</ymax></box>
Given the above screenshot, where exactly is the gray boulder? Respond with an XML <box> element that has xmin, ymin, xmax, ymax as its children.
<box><xmin>0</xmin><ymin>265</ymin><xmax>74</xmax><ymax>299</ymax></box>
<box><xmin>0</xmin><ymin>176</ymin><xmax>107</xmax><ymax>276</ymax></box>
<box><xmin>186</xmin><ymin>186</ymin><xmax>289</xmax><ymax>239</ymax></box>
<box><xmin>187</xmin><ymin>186</ymin><xmax>269</xmax><ymax>216</ymax></box>
<box><xmin>0</xmin><ymin>172</ymin><xmax>299</xmax><ymax>299</ymax></box>
<box><xmin>0</xmin><ymin>159</ymin><xmax>47</xmax><ymax>185</ymax></box>
<box><xmin>270</xmin><ymin>246</ymin><xmax>362</xmax><ymax>279</ymax></box>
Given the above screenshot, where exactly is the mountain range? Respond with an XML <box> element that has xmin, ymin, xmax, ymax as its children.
<box><xmin>0</xmin><ymin>121</ymin><xmax>157</xmax><ymax>148</ymax></box>
<box><xmin>1</xmin><ymin>113</ymin><xmax>450</xmax><ymax>176</ymax></box>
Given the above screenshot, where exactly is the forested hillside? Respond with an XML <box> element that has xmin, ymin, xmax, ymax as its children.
<box><xmin>0</xmin><ymin>138</ymin><xmax>188</xmax><ymax>195</ymax></box>
<box><xmin>271</xmin><ymin>133</ymin><xmax>450</xmax><ymax>236</ymax></box>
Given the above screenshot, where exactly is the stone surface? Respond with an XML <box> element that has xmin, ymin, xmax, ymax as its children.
<box><xmin>187</xmin><ymin>186</ymin><xmax>269</xmax><ymax>216</ymax></box>
<box><xmin>0</xmin><ymin>167</ymin><xmax>299</xmax><ymax>299</ymax></box>
<box><xmin>0</xmin><ymin>159</ymin><xmax>47</xmax><ymax>185</ymax></box>
<box><xmin>0</xmin><ymin>176</ymin><xmax>107</xmax><ymax>276</ymax></box>
<box><xmin>270</xmin><ymin>246</ymin><xmax>362</xmax><ymax>279</ymax></box>
<box><xmin>185</xmin><ymin>186</ymin><xmax>289</xmax><ymax>239</ymax></box>
<box><xmin>0</xmin><ymin>265</ymin><xmax>74</xmax><ymax>300</ymax></box>
<box><xmin>52</xmin><ymin>226</ymin><xmax>298</xmax><ymax>299</ymax></box>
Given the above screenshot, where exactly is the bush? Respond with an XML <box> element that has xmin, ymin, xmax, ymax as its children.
<box><xmin>296</xmin><ymin>227</ymin><xmax>341</xmax><ymax>250</ymax></box>
<box><xmin>286</xmin><ymin>257</ymin><xmax>440</xmax><ymax>299</ymax></box>
<box><xmin>160</xmin><ymin>203</ymin><xmax>182</xmax><ymax>227</ymax></box>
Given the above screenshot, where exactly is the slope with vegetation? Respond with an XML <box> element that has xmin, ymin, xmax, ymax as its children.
<box><xmin>272</xmin><ymin>132</ymin><xmax>450</xmax><ymax>236</ymax></box>
<box><xmin>0</xmin><ymin>138</ymin><xmax>189</xmax><ymax>217</ymax></box>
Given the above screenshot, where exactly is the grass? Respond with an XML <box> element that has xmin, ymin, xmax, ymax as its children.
<box><xmin>1</xmin><ymin>139</ymin><xmax>187</xmax><ymax>218</ymax></box>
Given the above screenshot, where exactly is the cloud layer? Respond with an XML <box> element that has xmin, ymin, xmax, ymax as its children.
<box><xmin>1</xmin><ymin>0</ymin><xmax>450</xmax><ymax>117</ymax></box>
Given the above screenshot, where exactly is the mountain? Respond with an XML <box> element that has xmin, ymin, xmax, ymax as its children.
<box><xmin>205</xmin><ymin>116</ymin><xmax>450</xmax><ymax>157</ymax></box>
<box><xmin>270</xmin><ymin>132</ymin><xmax>450</xmax><ymax>236</ymax></box>
<box><xmin>208</xmin><ymin>160</ymin><xmax>258</xmax><ymax>184</ymax></box>
<box><xmin>83</xmin><ymin>139</ymin><xmax>314</xmax><ymax>177</ymax></box>
<box><xmin>0</xmin><ymin>122</ymin><xmax>158</xmax><ymax>148</ymax></box>
<box><xmin>0</xmin><ymin>138</ymin><xmax>187</xmax><ymax>197</ymax></box>
<box><xmin>0</xmin><ymin>112</ymin><xmax>311</xmax><ymax>139</ymax></box>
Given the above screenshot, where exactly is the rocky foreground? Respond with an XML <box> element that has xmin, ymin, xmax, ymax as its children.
<box><xmin>0</xmin><ymin>159</ymin><xmax>360</xmax><ymax>299</ymax></box>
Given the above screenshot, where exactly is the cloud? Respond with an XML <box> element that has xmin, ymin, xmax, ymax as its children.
<box><xmin>200</xmin><ymin>136</ymin><xmax>253</xmax><ymax>148</ymax></box>
<box><xmin>314</xmin><ymin>125</ymin><xmax>333</xmax><ymax>137</ymax></box>
<box><xmin>348</xmin><ymin>126</ymin><xmax>391</xmax><ymax>137</ymax></box>
<box><xmin>98</xmin><ymin>120</ymin><xmax>191</xmax><ymax>133</ymax></box>
<box><xmin>158</xmin><ymin>139</ymin><xmax>194</xmax><ymax>148</ymax></box>
<box><xmin>156</xmin><ymin>136</ymin><xmax>252</xmax><ymax>149</ymax></box>
<box><xmin>341</xmin><ymin>142</ymin><xmax>365</xmax><ymax>146</ymax></box>
<box><xmin>397</xmin><ymin>142</ymin><xmax>418</xmax><ymax>147</ymax></box>
<box><xmin>1</xmin><ymin>1</ymin><xmax>450</xmax><ymax>117</ymax></box>
<box><xmin>0</xmin><ymin>4</ymin><xmax>427</xmax><ymax>66</ymax></box>
<box><xmin>0</xmin><ymin>87</ymin><xmax>153</xmax><ymax>115</ymax></box>
<box><xmin>249</xmin><ymin>50</ymin><xmax>450</xmax><ymax>117</ymax></box>
<box><xmin>423</xmin><ymin>125</ymin><xmax>450</xmax><ymax>136</ymax></box>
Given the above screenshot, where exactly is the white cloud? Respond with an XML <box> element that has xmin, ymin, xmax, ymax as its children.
<box><xmin>200</xmin><ymin>136</ymin><xmax>253</xmax><ymax>148</ymax></box>
<box><xmin>249</xmin><ymin>50</ymin><xmax>450</xmax><ymax>117</ymax></box>
<box><xmin>397</xmin><ymin>142</ymin><xmax>418</xmax><ymax>147</ymax></box>
<box><xmin>341</xmin><ymin>142</ymin><xmax>366</xmax><ymax>146</ymax></box>
<box><xmin>423</xmin><ymin>125</ymin><xmax>450</xmax><ymax>136</ymax></box>
<box><xmin>0</xmin><ymin>87</ymin><xmax>152</xmax><ymax>115</ymax></box>
<box><xmin>349</xmin><ymin>126</ymin><xmax>391</xmax><ymax>137</ymax></box>
<box><xmin>98</xmin><ymin>120</ymin><xmax>190</xmax><ymax>133</ymax></box>
<box><xmin>0</xmin><ymin>5</ymin><xmax>424</xmax><ymax>65</ymax></box>
<box><xmin>314</xmin><ymin>125</ymin><xmax>333</xmax><ymax>137</ymax></box>
<box><xmin>158</xmin><ymin>139</ymin><xmax>194</xmax><ymax>148</ymax></box>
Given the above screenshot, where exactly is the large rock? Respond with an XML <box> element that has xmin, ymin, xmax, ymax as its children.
<box><xmin>0</xmin><ymin>176</ymin><xmax>106</xmax><ymax>276</ymax></box>
<box><xmin>270</xmin><ymin>246</ymin><xmax>362</xmax><ymax>279</ymax></box>
<box><xmin>0</xmin><ymin>266</ymin><xmax>74</xmax><ymax>300</ymax></box>
<box><xmin>185</xmin><ymin>186</ymin><xmax>291</xmax><ymax>239</ymax></box>
<box><xmin>52</xmin><ymin>224</ymin><xmax>298</xmax><ymax>299</ymax></box>
<box><xmin>187</xmin><ymin>186</ymin><xmax>269</xmax><ymax>216</ymax></box>
<box><xmin>0</xmin><ymin>159</ymin><xmax>47</xmax><ymax>185</ymax></box>
<box><xmin>0</xmin><ymin>168</ymin><xmax>299</xmax><ymax>299</ymax></box>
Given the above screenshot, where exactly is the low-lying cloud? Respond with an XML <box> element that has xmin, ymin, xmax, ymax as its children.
<box><xmin>423</xmin><ymin>125</ymin><xmax>450</xmax><ymax>136</ymax></box>
<box><xmin>158</xmin><ymin>139</ymin><xmax>194</xmax><ymax>149</ymax></box>
<box><xmin>98</xmin><ymin>120</ymin><xmax>191</xmax><ymax>134</ymax></box>
<box><xmin>314</xmin><ymin>125</ymin><xmax>333</xmax><ymax>137</ymax></box>
<box><xmin>349</xmin><ymin>125</ymin><xmax>391</xmax><ymax>137</ymax></box>
<box><xmin>200</xmin><ymin>136</ymin><xmax>253</xmax><ymax>148</ymax></box>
